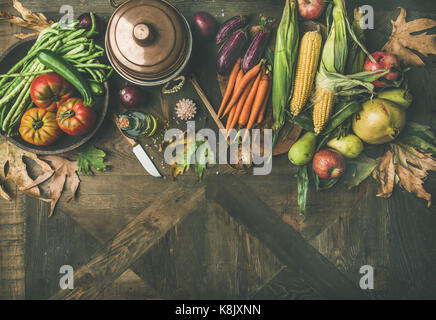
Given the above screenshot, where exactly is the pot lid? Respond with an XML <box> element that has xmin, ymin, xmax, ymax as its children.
<box><xmin>106</xmin><ymin>0</ymin><xmax>190</xmax><ymax>81</ymax></box>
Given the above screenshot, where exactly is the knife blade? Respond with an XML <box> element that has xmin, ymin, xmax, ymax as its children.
<box><xmin>112</xmin><ymin>113</ymin><xmax>161</xmax><ymax>178</ymax></box>
<box><xmin>132</xmin><ymin>144</ymin><xmax>161</xmax><ymax>178</ymax></box>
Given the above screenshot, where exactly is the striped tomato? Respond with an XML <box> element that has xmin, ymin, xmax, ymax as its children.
<box><xmin>30</xmin><ymin>73</ymin><xmax>75</xmax><ymax>112</ymax></box>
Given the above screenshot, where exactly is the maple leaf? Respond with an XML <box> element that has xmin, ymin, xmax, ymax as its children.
<box><xmin>383</xmin><ymin>7</ymin><xmax>436</xmax><ymax>67</ymax></box>
<box><xmin>25</xmin><ymin>156</ymin><xmax>80</xmax><ymax>218</ymax></box>
<box><xmin>0</xmin><ymin>142</ymin><xmax>53</xmax><ymax>200</ymax></box>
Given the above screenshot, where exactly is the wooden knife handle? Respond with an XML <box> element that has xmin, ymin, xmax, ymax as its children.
<box><xmin>112</xmin><ymin>113</ymin><xmax>137</xmax><ymax>147</ymax></box>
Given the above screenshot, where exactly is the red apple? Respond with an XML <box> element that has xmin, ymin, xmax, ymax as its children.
<box><xmin>312</xmin><ymin>149</ymin><xmax>346</xmax><ymax>179</ymax></box>
<box><xmin>364</xmin><ymin>52</ymin><xmax>400</xmax><ymax>88</ymax></box>
<box><xmin>298</xmin><ymin>0</ymin><xmax>326</xmax><ymax>20</ymax></box>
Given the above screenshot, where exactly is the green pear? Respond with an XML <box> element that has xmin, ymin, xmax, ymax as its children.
<box><xmin>327</xmin><ymin>134</ymin><xmax>364</xmax><ymax>158</ymax></box>
<box><xmin>378</xmin><ymin>89</ymin><xmax>413</xmax><ymax>109</ymax></box>
<box><xmin>288</xmin><ymin>132</ymin><xmax>317</xmax><ymax>165</ymax></box>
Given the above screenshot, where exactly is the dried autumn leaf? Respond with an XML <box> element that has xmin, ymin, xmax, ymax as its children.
<box><xmin>0</xmin><ymin>0</ymin><xmax>53</xmax><ymax>37</ymax></box>
<box><xmin>373</xmin><ymin>149</ymin><xmax>396</xmax><ymax>198</ymax></box>
<box><xmin>36</xmin><ymin>156</ymin><xmax>80</xmax><ymax>218</ymax></box>
<box><xmin>383</xmin><ymin>7</ymin><xmax>436</xmax><ymax>67</ymax></box>
<box><xmin>373</xmin><ymin>143</ymin><xmax>436</xmax><ymax>207</ymax></box>
<box><xmin>396</xmin><ymin>165</ymin><xmax>431</xmax><ymax>206</ymax></box>
<box><xmin>0</xmin><ymin>141</ymin><xmax>53</xmax><ymax>200</ymax></box>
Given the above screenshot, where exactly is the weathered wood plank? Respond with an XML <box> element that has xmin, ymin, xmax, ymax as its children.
<box><xmin>207</xmin><ymin>175</ymin><xmax>368</xmax><ymax>300</ymax></box>
<box><xmin>98</xmin><ymin>269</ymin><xmax>162</xmax><ymax>300</ymax></box>
<box><xmin>253</xmin><ymin>267</ymin><xmax>322</xmax><ymax>300</ymax></box>
<box><xmin>131</xmin><ymin>200</ymin><xmax>283</xmax><ymax>299</ymax></box>
<box><xmin>50</xmin><ymin>181</ymin><xmax>205</xmax><ymax>299</ymax></box>
<box><xmin>310</xmin><ymin>183</ymin><xmax>436</xmax><ymax>299</ymax></box>
<box><xmin>0</xmin><ymin>191</ymin><xmax>26</xmax><ymax>300</ymax></box>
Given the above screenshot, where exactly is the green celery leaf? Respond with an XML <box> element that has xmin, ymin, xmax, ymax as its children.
<box><xmin>76</xmin><ymin>142</ymin><xmax>107</xmax><ymax>175</ymax></box>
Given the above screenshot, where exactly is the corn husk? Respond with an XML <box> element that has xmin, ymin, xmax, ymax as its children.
<box><xmin>272</xmin><ymin>0</ymin><xmax>299</xmax><ymax>145</ymax></box>
<box><xmin>314</xmin><ymin>0</ymin><xmax>382</xmax><ymax>103</ymax></box>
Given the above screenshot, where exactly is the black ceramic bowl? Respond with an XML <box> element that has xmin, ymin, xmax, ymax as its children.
<box><xmin>0</xmin><ymin>37</ymin><xmax>109</xmax><ymax>155</ymax></box>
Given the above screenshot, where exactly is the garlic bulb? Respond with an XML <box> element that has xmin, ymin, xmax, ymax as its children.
<box><xmin>175</xmin><ymin>98</ymin><xmax>197</xmax><ymax>120</ymax></box>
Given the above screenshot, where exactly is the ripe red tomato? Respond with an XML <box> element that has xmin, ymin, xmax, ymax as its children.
<box><xmin>56</xmin><ymin>97</ymin><xmax>96</xmax><ymax>136</ymax></box>
<box><xmin>30</xmin><ymin>73</ymin><xmax>75</xmax><ymax>112</ymax></box>
<box><xmin>19</xmin><ymin>108</ymin><xmax>63</xmax><ymax>146</ymax></box>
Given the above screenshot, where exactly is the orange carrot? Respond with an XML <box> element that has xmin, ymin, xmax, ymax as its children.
<box><xmin>257</xmin><ymin>76</ymin><xmax>272</xmax><ymax>124</ymax></box>
<box><xmin>243</xmin><ymin>73</ymin><xmax>269</xmax><ymax>141</ymax></box>
<box><xmin>235</xmin><ymin>68</ymin><xmax>244</xmax><ymax>86</ymax></box>
<box><xmin>226</xmin><ymin>78</ymin><xmax>254</xmax><ymax>134</ymax></box>
<box><xmin>238</xmin><ymin>71</ymin><xmax>262</xmax><ymax>127</ymax></box>
<box><xmin>220</xmin><ymin>69</ymin><xmax>244</xmax><ymax>119</ymax></box>
<box><xmin>226</xmin><ymin>105</ymin><xmax>237</xmax><ymax>131</ymax></box>
<box><xmin>217</xmin><ymin>58</ymin><xmax>240</xmax><ymax>118</ymax></box>
<box><xmin>225</xmin><ymin>60</ymin><xmax>263</xmax><ymax>115</ymax></box>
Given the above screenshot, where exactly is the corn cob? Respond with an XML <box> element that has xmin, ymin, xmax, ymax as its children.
<box><xmin>313</xmin><ymin>87</ymin><xmax>335</xmax><ymax>134</ymax></box>
<box><xmin>290</xmin><ymin>31</ymin><xmax>322</xmax><ymax>116</ymax></box>
<box><xmin>312</xmin><ymin>0</ymin><xmax>347</xmax><ymax>134</ymax></box>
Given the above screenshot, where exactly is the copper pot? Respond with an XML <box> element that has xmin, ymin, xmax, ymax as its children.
<box><xmin>106</xmin><ymin>0</ymin><xmax>192</xmax><ymax>86</ymax></box>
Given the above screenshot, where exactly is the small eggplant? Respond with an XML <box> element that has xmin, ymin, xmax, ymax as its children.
<box><xmin>217</xmin><ymin>29</ymin><xmax>248</xmax><ymax>75</ymax></box>
<box><xmin>242</xmin><ymin>27</ymin><xmax>271</xmax><ymax>73</ymax></box>
<box><xmin>216</xmin><ymin>15</ymin><xmax>247</xmax><ymax>45</ymax></box>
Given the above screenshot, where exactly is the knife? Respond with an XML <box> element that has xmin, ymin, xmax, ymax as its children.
<box><xmin>112</xmin><ymin>114</ymin><xmax>162</xmax><ymax>178</ymax></box>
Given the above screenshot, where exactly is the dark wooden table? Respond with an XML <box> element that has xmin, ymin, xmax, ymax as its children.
<box><xmin>1</xmin><ymin>0</ymin><xmax>436</xmax><ymax>300</ymax></box>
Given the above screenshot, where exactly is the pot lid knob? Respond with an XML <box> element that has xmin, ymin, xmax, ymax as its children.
<box><xmin>133</xmin><ymin>23</ymin><xmax>154</xmax><ymax>46</ymax></box>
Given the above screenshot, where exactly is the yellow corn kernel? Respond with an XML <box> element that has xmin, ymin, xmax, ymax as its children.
<box><xmin>313</xmin><ymin>87</ymin><xmax>335</xmax><ymax>134</ymax></box>
<box><xmin>290</xmin><ymin>31</ymin><xmax>322</xmax><ymax>116</ymax></box>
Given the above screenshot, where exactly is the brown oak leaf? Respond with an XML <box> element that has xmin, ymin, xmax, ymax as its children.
<box><xmin>0</xmin><ymin>142</ymin><xmax>53</xmax><ymax>200</ymax></box>
<box><xmin>37</xmin><ymin>156</ymin><xmax>80</xmax><ymax>218</ymax></box>
<box><xmin>373</xmin><ymin>149</ymin><xmax>395</xmax><ymax>198</ymax></box>
<box><xmin>383</xmin><ymin>7</ymin><xmax>436</xmax><ymax>67</ymax></box>
<box><xmin>373</xmin><ymin>144</ymin><xmax>436</xmax><ymax>207</ymax></box>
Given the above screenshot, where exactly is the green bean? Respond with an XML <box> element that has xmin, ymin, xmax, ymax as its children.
<box><xmin>0</xmin><ymin>70</ymin><xmax>51</xmax><ymax>79</ymax></box>
<box><xmin>63</xmin><ymin>44</ymin><xmax>86</xmax><ymax>56</ymax></box>
<box><xmin>2</xmin><ymin>63</ymin><xmax>44</xmax><ymax>131</ymax></box>
<box><xmin>85</xmin><ymin>12</ymin><xmax>97</xmax><ymax>38</ymax></box>
<box><xmin>0</xmin><ymin>61</ymin><xmax>39</xmax><ymax>109</ymax></box>
<box><xmin>75</xmin><ymin>63</ymin><xmax>112</xmax><ymax>70</ymax></box>
<box><xmin>61</xmin><ymin>37</ymin><xmax>88</xmax><ymax>47</ymax></box>
<box><xmin>93</xmin><ymin>69</ymin><xmax>105</xmax><ymax>82</ymax></box>
<box><xmin>62</xmin><ymin>29</ymin><xmax>86</xmax><ymax>43</ymax></box>
<box><xmin>0</xmin><ymin>32</ymin><xmax>68</xmax><ymax>88</ymax></box>
<box><xmin>85</xmin><ymin>67</ymin><xmax>99</xmax><ymax>82</ymax></box>
<box><xmin>0</xmin><ymin>103</ymin><xmax>10</xmax><ymax>127</ymax></box>
<box><xmin>0</xmin><ymin>59</ymin><xmax>38</xmax><ymax>99</ymax></box>
<box><xmin>104</xmin><ymin>68</ymin><xmax>114</xmax><ymax>81</ymax></box>
<box><xmin>74</xmin><ymin>51</ymin><xmax>104</xmax><ymax>63</ymax></box>
<box><xmin>94</xmin><ymin>44</ymin><xmax>105</xmax><ymax>51</ymax></box>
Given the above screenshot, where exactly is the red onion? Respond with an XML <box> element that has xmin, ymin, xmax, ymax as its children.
<box><xmin>77</xmin><ymin>12</ymin><xmax>101</xmax><ymax>37</ymax></box>
<box><xmin>192</xmin><ymin>12</ymin><xmax>218</xmax><ymax>39</ymax></box>
<box><xmin>119</xmin><ymin>85</ymin><xmax>145</xmax><ymax>108</ymax></box>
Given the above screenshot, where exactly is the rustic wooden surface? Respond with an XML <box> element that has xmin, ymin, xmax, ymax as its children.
<box><xmin>1</xmin><ymin>0</ymin><xmax>436</xmax><ymax>300</ymax></box>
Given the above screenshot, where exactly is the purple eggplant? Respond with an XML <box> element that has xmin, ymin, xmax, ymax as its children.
<box><xmin>242</xmin><ymin>27</ymin><xmax>271</xmax><ymax>73</ymax></box>
<box><xmin>216</xmin><ymin>15</ymin><xmax>247</xmax><ymax>45</ymax></box>
<box><xmin>217</xmin><ymin>29</ymin><xmax>248</xmax><ymax>75</ymax></box>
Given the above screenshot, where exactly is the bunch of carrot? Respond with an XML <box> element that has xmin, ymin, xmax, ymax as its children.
<box><xmin>217</xmin><ymin>58</ymin><xmax>272</xmax><ymax>141</ymax></box>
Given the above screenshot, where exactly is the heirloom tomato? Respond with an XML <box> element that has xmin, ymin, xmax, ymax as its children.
<box><xmin>19</xmin><ymin>108</ymin><xmax>63</xmax><ymax>146</ymax></box>
<box><xmin>30</xmin><ymin>73</ymin><xmax>74</xmax><ymax>112</ymax></box>
<box><xmin>57</xmin><ymin>97</ymin><xmax>96</xmax><ymax>136</ymax></box>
